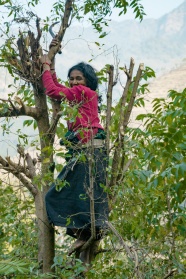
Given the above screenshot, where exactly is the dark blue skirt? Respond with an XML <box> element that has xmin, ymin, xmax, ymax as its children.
<box><xmin>45</xmin><ymin>147</ymin><xmax>109</xmax><ymax>240</ymax></box>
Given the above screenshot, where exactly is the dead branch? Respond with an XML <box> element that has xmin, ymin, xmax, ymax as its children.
<box><xmin>106</xmin><ymin>221</ymin><xmax>134</xmax><ymax>260</ymax></box>
<box><xmin>25</xmin><ymin>153</ymin><xmax>37</xmax><ymax>179</ymax></box>
<box><xmin>5</xmin><ymin>156</ymin><xmax>31</xmax><ymax>178</ymax></box>
<box><xmin>109</xmin><ymin>60</ymin><xmax>143</xmax><ymax>189</ymax></box>
<box><xmin>163</xmin><ymin>269</ymin><xmax>177</xmax><ymax>279</ymax></box>
<box><xmin>36</xmin><ymin>17</ymin><xmax>42</xmax><ymax>42</ymax></box>
<box><xmin>106</xmin><ymin>221</ymin><xmax>142</xmax><ymax>278</ymax></box>
<box><xmin>120</xmin><ymin>58</ymin><xmax>135</xmax><ymax>136</ymax></box>
<box><xmin>106</xmin><ymin>65</ymin><xmax>114</xmax><ymax>158</ymax></box>
<box><xmin>123</xmin><ymin>63</ymin><xmax>144</xmax><ymax>132</ymax></box>
<box><xmin>109</xmin><ymin>59</ymin><xmax>135</xmax><ymax>188</ymax></box>
<box><xmin>0</xmin><ymin>156</ymin><xmax>38</xmax><ymax>196</ymax></box>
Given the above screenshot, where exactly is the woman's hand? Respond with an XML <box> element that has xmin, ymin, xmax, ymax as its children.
<box><xmin>40</xmin><ymin>54</ymin><xmax>51</xmax><ymax>65</ymax></box>
<box><xmin>40</xmin><ymin>54</ymin><xmax>52</xmax><ymax>72</ymax></box>
<box><xmin>49</xmin><ymin>36</ymin><xmax>62</xmax><ymax>54</ymax></box>
<box><xmin>49</xmin><ymin>37</ymin><xmax>59</xmax><ymax>48</ymax></box>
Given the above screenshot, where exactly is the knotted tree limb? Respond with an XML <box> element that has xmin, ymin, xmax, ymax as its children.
<box><xmin>0</xmin><ymin>97</ymin><xmax>42</xmax><ymax>119</ymax></box>
<box><xmin>122</xmin><ymin>63</ymin><xmax>144</xmax><ymax>133</ymax></box>
<box><xmin>25</xmin><ymin>153</ymin><xmax>37</xmax><ymax>179</ymax></box>
<box><xmin>0</xmin><ymin>156</ymin><xmax>38</xmax><ymax>197</ymax></box>
<box><xmin>120</xmin><ymin>58</ymin><xmax>135</xmax><ymax>137</ymax></box>
<box><xmin>17</xmin><ymin>31</ymin><xmax>30</xmax><ymax>77</ymax></box>
<box><xmin>5</xmin><ymin>156</ymin><xmax>32</xmax><ymax>179</ymax></box>
<box><xmin>47</xmin><ymin>0</ymin><xmax>74</xmax><ymax>61</ymax></box>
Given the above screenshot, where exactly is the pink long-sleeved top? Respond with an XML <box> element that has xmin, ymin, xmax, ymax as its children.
<box><xmin>42</xmin><ymin>71</ymin><xmax>104</xmax><ymax>143</ymax></box>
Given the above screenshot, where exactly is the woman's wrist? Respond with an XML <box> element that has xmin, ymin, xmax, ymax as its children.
<box><xmin>42</xmin><ymin>62</ymin><xmax>51</xmax><ymax>67</ymax></box>
<box><xmin>42</xmin><ymin>62</ymin><xmax>51</xmax><ymax>72</ymax></box>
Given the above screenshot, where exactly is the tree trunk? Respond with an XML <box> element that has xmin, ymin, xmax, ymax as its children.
<box><xmin>42</xmin><ymin>194</ymin><xmax>55</xmax><ymax>273</ymax></box>
<box><xmin>34</xmin><ymin>192</ymin><xmax>44</xmax><ymax>266</ymax></box>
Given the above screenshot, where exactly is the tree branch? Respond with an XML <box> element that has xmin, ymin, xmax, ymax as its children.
<box><xmin>163</xmin><ymin>269</ymin><xmax>177</xmax><ymax>279</ymax></box>
<box><xmin>120</xmin><ymin>58</ymin><xmax>135</xmax><ymax>136</ymax></box>
<box><xmin>0</xmin><ymin>156</ymin><xmax>38</xmax><ymax>197</ymax></box>
<box><xmin>106</xmin><ymin>65</ymin><xmax>114</xmax><ymax>158</ymax></box>
<box><xmin>123</xmin><ymin>63</ymin><xmax>144</xmax><ymax>132</ymax></box>
<box><xmin>109</xmin><ymin>59</ymin><xmax>135</xmax><ymax>188</ymax></box>
<box><xmin>48</xmin><ymin>0</ymin><xmax>74</xmax><ymax>60</ymax></box>
<box><xmin>0</xmin><ymin>97</ymin><xmax>41</xmax><ymax>119</ymax></box>
<box><xmin>47</xmin><ymin>99</ymin><xmax>62</xmax><ymax>137</ymax></box>
<box><xmin>5</xmin><ymin>156</ymin><xmax>31</xmax><ymax>179</ymax></box>
<box><xmin>106</xmin><ymin>221</ymin><xmax>134</xmax><ymax>260</ymax></box>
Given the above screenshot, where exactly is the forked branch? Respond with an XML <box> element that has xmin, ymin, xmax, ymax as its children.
<box><xmin>0</xmin><ymin>156</ymin><xmax>38</xmax><ymax>197</ymax></box>
<box><xmin>48</xmin><ymin>0</ymin><xmax>74</xmax><ymax>61</ymax></box>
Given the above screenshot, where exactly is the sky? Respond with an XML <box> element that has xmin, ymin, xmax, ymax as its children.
<box><xmin>34</xmin><ymin>0</ymin><xmax>185</xmax><ymax>21</ymax></box>
<box><xmin>119</xmin><ymin>0</ymin><xmax>185</xmax><ymax>20</ymax></box>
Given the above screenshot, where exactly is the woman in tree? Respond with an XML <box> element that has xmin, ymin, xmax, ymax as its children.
<box><xmin>40</xmin><ymin>48</ymin><xmax>109</xmax><ymax>256</ymax></box>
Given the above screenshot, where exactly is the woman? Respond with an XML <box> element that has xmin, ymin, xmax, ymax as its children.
<box><xmin>40</xmin><ymin>51</ymin><xmax>109</xmax><ymax>255</ymax></box>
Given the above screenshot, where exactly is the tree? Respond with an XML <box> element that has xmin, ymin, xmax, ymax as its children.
<box><xmin>0</xmin><ymin>0</ymin><xmax>147</xmax><ymax>276</ymax></box>
<box><xmin>1</xmin><ymin>1</ymin><xmax>185</xmax><ymax>278</ymax></box>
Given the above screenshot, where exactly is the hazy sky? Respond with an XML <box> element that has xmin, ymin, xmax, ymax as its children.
<box><xmin>121</xmin><ymin>0</ymin><xmax>185</xmax><ymax>19</ymax></box>
<box><xmin>35</xmin><ymin>0</ymin><xmax>185</xmax><ymax>21</ymax></box>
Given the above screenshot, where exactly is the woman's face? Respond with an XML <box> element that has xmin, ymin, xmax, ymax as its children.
<box><xmin>69</xmin><ymin>70</ymin><xmax>86</xmax><ymax>87</ymax></box>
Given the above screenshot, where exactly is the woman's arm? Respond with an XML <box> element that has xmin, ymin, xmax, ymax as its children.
<box><xmin>40</xmin><ymin>54</ymin><xmax>84</xmax><ymax>102</ymax></box>
<box><xmin>42</xmin><ymin>71</ymin><xmax>83</xmax><ymax>102</ymax></box>
<box><xmin>52</xmin><ymin>72</ymin><xmax>66</xmax><ymax>88</ymax></box>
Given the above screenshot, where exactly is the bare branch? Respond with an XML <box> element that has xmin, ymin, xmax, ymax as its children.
<box><xmin>163</xmin><ymin>269</ymin><xmax>177</xmax><ymax>279</ymax></box>
<box><xmin>106</xmin><ymin>65</ymin><xmax>114</xmax><ymax>157</ymax></box>
<box><xmin>109</xmin><ymin>59</ymin><xmax>135</xmax><ymax>188</ymax></box>
<box><xmin>123</xmin><ymin>63</ymin><xmax>144</xmax><ymax>133</ymax></box>
<box><xmin>25</xmin><ymin>153</ymin><xmax>37</xmax><ymax>179</ymax></box>
<box><xmin>120</xmin><ymin>57</ymin><xmax>135</xmax><ymax>136</ymax></box>
<box><xmin>5</xmin><ymin>155</ymin><xmax>31</xmax><ymax>179</ymax></box>
<box><xmin>0</xmin><ymin>156</ymin><xmax>38</xmax><ymax>197</ymax></box>
<box><xmin>106</xmin><ymin>221</ymin><xmax>134</xmax><ymax>260</ymax></box>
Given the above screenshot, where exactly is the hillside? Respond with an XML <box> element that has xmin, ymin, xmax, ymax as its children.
<box><xmin>131</xmin><ymin>60</ymin><xmax>186</xmax><ymax>126</ymax></box>
<box><xmin>59</xmin><ymin>0</ymin><xmax>186</xmax><ymax>76</ymax></box>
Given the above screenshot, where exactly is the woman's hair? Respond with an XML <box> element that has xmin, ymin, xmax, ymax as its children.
<box><xmin>67</xmin><ymin>62</ymin><xmax>98</xmax><ymax>91</ymax></box>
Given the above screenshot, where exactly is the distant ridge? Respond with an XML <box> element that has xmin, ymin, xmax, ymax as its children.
<box><xmin>61</xmin><ymin>0</ymin><xmax>186</xmax><ymax>75</ymax></box>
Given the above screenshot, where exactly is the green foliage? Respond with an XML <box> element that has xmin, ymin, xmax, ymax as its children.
<box><xmin>0</xmin><ymin>181</ymin><xmax>39</xmax><ymax>277</ymax></box>
<box><xmin>93</xmin><ymin>74</ymin><xmax>185</xmax><ymax>278</ymax></box>
<box><xmin>0</xmin><ymin>1</ymin><xmax>185</xmax><ymax>278</ymax></box>
<box><xmin>1</xmin><ymin>0</ymin><xmax>145</xmax><ymax>38</ymax></box>
<box><xmin>84</xmin><ymin>0</ymin><xmax>145</xmax><ymax>33</ymax></box>
<box><xmin>108</xmin><ymin>87</ymin><xmax>186</xmax><ymax>277</ymax></box>
<box><xmin>0</xmin><ymin>259</ymin><xmax>29</xmax><ymax>276</ymax></box>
